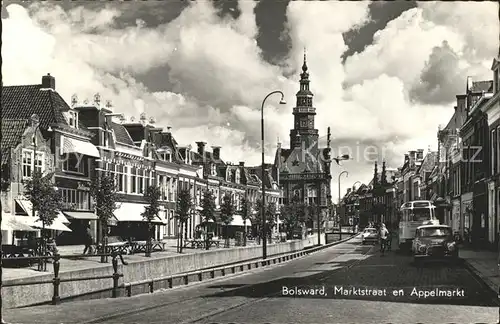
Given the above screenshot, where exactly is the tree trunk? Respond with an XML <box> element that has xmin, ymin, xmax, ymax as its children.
<box><xmin>145</xmin><ymin>221</ymin><xmax>152</xmax><ymax>257</ymax></box>
<box><xmin>179</xmin><ymin>222</ymin><xmax>184</xmax><ymax>253</ymax></box>
<box><xmin>205</xmin><ymin>219</ymin><xmax>210</xmax><ymax>250</ymax></box>
<box><xmin>41</xmin><ymin>222</ymin><xmax>47</xmax><ymax>271</ymax></box>
<box><xmin>224</xmin><ymin>225</ymin><xmax>229</xmax><ymax>248</ymax></box>
<box><xmin>243</xmin><ymin>223</ymin><xmax>247</xmax><ymax>246</ymax></box>
<box><xmin>101</xmin><ymin>221</ymin><xmax>108</xmax><ymax>263</ymax></box>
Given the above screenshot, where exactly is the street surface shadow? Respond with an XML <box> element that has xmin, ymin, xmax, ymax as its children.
<box><xmin>204</xmin><ymin>249</ymin><xmax>497</xmax><ymax>307</ymax></box>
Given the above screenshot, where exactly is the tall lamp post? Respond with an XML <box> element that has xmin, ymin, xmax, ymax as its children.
<box><xmin>338</xmin><ymin>171</ymin><xmax>348</xmax><ymax>240</ymax></box>
<box><xmin>261</xmin><ymin>91</ymin><xmax>286</xmax><ymax>260</ymax></box>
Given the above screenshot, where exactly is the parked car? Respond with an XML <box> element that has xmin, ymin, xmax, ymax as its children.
<box><xmin>362</xmin><ymin>228</ymin><xmax>378</xmax><ymax>245</ymax></box>
<box><xmin>412</xmin><ymin>224</ymin><xmax>458</xmax><ymax>263</ymax></box>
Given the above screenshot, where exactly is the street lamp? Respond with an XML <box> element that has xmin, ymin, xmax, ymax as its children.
<box><xmin>352</xmin><ymin>181</ymin><xmax>362</xmax><ymax>190</ymax></box>
<box><xmin>338</xmin><ymin>171</ymin><xmax>348</xmax><ymax>239</ymax></box>
<box><xmin>261</xmin><ymin>90</ymin><xmax>286</xmax><ymax>260</ymax></box>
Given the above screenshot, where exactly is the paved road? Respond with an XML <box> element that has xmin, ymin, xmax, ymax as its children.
<box><xmin>4</xmin><ymin>235</ymin><xmax>498</xmax><ymax>323</ymax></box>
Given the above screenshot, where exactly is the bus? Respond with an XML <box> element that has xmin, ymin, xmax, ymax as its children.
<box><xmin>398</xmin><ymin>200</ymin><xmax>439</xmax><ymax>250</ymax></box>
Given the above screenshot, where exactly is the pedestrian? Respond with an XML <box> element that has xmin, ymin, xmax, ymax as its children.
<box><xmin>379</xmin><ymin>223</ymin><xmax>389</xmax><ymax>256</ymax></box>
<box><xmin>83</xmin><ymin>224</ymin><xmax>94</xmax><ymax>255</ymax></box>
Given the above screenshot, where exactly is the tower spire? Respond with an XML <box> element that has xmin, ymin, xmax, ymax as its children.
<box><xmin>301</xmin><ymin>47</ymin><xmax>308</xmax><ymax>75</ymax></box>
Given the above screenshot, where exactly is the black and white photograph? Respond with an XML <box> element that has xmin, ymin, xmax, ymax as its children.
<box><xmin>1</xmin><ymin>0</ymin><xmax>499</xmax><ymax>323</ymax></box>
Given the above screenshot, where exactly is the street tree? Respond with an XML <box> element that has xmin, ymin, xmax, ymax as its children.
<box><xmin>252</xmin><ymin>199</ymin><xmax>264</xmax><ymax>243</ymax></box>
<box><xmin>200</xmin><ymin>189</ymin><xmax>217</xmax><ymax>250</ymax></box>
<box><xmin>175</xmin><ymin>188</ymin><xmax>192</xmax><ymax>253</ymax></box>
<box><xmin>265</xmin><ymin>201</ymin><xmax>277</xmax><ymax>239</ymax></box>
<box><xmin>90</xmin><ymin>171</ymin><xmax>119</xmax><ymax>263</ymax></box>
<box><xmin>142</xmin><ymin>185</ymin><xmax>161</xmax><ymax>257</ymax></box>
<box><xmin>24</xmin><ymin>170</ymin><xmax>63</xmax><ymax>268</ymax></box>
<box><xmin>279</xmin><ymin>195</ymin><xmax>308</xmax><ymax>239</ymax></box>
<box><xmin>219</xmin><ymin>193</ymin><xmax>235</xmax><ymax>248</ymax></box>
<box><xmin>240</xmin><ymin>196</ymin><xmax>252</xmax><ymax>246</ymax></box>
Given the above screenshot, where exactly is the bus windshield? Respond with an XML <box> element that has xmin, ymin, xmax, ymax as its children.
<box><xmin>410</xmin><ymin>208</ymin><xmax>433</xmax><ymax>221</ymax></box>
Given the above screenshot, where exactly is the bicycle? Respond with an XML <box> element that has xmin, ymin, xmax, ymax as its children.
<box><xmin>380</xmin><ymin>237</ymin><xmax>388</xmax><ymax>256</ymax></box>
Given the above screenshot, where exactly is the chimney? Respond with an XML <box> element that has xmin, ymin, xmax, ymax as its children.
<box><xmin>196</xmin><ymin>141</ymin><xmax>206</xmax><ymax>156</ymax></box>
<box><xmin>456</xmin><ymin>94</ymin><xmax>466</xmax><ymax>113</ymax></box>
<box><xmin>417</xmin><ymin>149</ymin><xmax>424</xmax><ymax>160</ymax></box>
<box><xmin>212</xmin><ymin>146</ymin><xmax>221</xmax><ymax>160</ymax></box>
<box><xmin>404</xmin><ymin>154</ymin><xmax>409</xmax><ymax>162</ymax></box>
<box><xmin>42</xmin><ymin>73</ymin><xmax>55</xmax><ymax>90</ymax></box>
<box><xmin>239</xmin><ymin>161</ymin><xmax>245</xmax><ymax>167</ymax></box>
<box><xmin>166</xmin><ymin>126</ymin><xmax>172</xmax><ymax>133</ymax></box>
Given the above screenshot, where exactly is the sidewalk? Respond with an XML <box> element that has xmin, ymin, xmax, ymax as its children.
<box><xmin>460</xmin><ymin>247</ymin><xmax>499</xmax><ymax>295</ymax></box>
<box><xmin>2</xmin><ymin>235</ymin><xmax>322</xmax><ymax>282</ymax></box>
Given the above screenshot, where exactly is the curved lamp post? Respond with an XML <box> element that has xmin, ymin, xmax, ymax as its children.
<box><xmin>352</xmin><ymin>181</ymin><xmax>362</xmax><ymax>190</ymax></box>
<box><xmin>261</xmin><ymin>91</ymin><xmax>286</xmax><ymax>260</ymax></box>
<box><xmin>338</xmin><ymin>171</ymin><xmax>348</xmax><ymax>239</ymax></box>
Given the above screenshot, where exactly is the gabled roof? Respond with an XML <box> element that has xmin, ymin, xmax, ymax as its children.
<box><xmin>110</xmin><ymin>122</ymin><xmax>134</xmax><ymax>146</ymax></box>
<box><xmin>1</xmin><ymin>119</ymin><xmax>29</xmax><ymax>165</ymax></box>
<box><xmin>470</xmin><ymin>80</ymin><xmax>493</xmax><ymax>93</ymax></box>
<box><xmin>277</xmin><ymin>147</ymin><xmax>324</xmax><ymax>174</ymax></box>
<box><xmin>2</xmin><ymin>85</ymin><xmax>82</xmax><ymax>129</ymax></box>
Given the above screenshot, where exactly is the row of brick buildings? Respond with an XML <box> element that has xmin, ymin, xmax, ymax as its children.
<box><xmin>339</xmin><ymin>55</ymin><xmax>500</xmax><ymax>249</ymax></box>
<box><xmin>1</xmin><ymin>74</ymin><xmax>280</xmax><ymax>246</ymax></box>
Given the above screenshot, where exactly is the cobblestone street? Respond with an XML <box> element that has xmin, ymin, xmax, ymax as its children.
<box><xmin>4</xmin><ymin>235</ymin><xmax>497</xmax><ymax>323</ymax></box>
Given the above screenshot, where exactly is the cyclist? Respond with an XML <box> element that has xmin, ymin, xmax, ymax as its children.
<box><xmin>379</xmin><ymin>223</ymin><xmax>389</xmax><ymax>256</ymax></box>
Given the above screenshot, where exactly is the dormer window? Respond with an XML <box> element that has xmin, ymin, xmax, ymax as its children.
<box><xmin>160</xmin><ymin>152</ymin><xmax>172</xmax><ymax>162</ymax></box>
<box><xmin>211</xmin><ymin>164</ymin><xmax>217</xmax><ymax>176</ymax></box>
<box><xmin>68</xmin><ymin>110</ymin><xmax>78</xmax><ymax>128</ymax></box>
<box><xmin>235</xmin><ymin>169</ymin><xmax>241</xmax><ymax>184</ymax></box>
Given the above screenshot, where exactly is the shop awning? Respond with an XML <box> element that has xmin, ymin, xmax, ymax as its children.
<box><xmin>61</xmin><ymin>135</ymin><xmax>100</xmax><ymax>158</ymax></box>
<box><xmin>1</xmin><ymin>213</ymin><xmax>38</xmax><ymax>232</ymax></box>
<box><xmin>15</xmin><ymin>199</ymin><xmax>70</xmax><ymax>224</ymax></box>
<box><xmin>17</xmin><ymin>215</ymin><xmax>72</xmax><ymax>232</ymax></box>
<box><xmin>63</xmin><ymin>211</ymin><xmax>98</xmax><ymax>220</ymax></box>
<box><xmin>113</xmin><ymin>202</ymin><xmax>165</xmax><ymax>223</ymax></box>
<box><xmin>230</xmin><ymin>215</ymin><xmax>251</xmax><ymax>227</ymax></box>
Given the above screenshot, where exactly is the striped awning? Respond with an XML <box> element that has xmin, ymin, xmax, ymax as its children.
<box><xmin>61</xmin><ymin>135</ymin><xmax>100</xmax><ymax>158</ymax></box>
<box><xmin>1</xmin><ymin>212</ymin><xmax>37</xmax><ymax>231</ymax></box>
<box><xmin>15</xmin><ymin>199</ymin><xmax>70</xmax><ymax>224</ymax></box>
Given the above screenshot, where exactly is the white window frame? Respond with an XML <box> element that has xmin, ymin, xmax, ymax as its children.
<box><xmin>60</xmin><ymin>188</ymin><xmax>90</xmax><ymax>210</ymax></box>
<box><xmin>68</xmin><ymin>110</ymin><xmax>79</xmax><ymax>128</ymax></box>
<box><xmin>21</xmin><ymin>149</ymin><xmax>45</xmax><ymax>178</ymax></box>
<box><xmin>138</xmin><ymin>169</ymin><xmax>144</xmax><ymax>194</ymax></box>
<box><xmin>62</xmin><ymin>154</ymin><xmax>85</xmax><ymax>174</ymax></box>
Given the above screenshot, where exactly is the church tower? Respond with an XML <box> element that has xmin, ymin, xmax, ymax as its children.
<box><xmin>289</xmin><ymin>50</ymin><xmax>319</xmax><ymax>150</ymax></box>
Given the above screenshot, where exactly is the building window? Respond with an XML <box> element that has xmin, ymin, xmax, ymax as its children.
<box><xmin>497</xmin><ymin>127</ymin><xmax>500</xmax><ymax>175</ymax></box>
<box><xmin>138</xmin><ymin>169</ymin><xmax>144</xmax><ymax>194</ymax></box>
<box><xmin>68</xmin><ymin>111</ymin><xmax>79</xmax><ymax>128</ymax></box>
<box><xmin>115</xmin><ymin>164</ymin><xmax>125</xmax><ymax>193</ymax></box>
<box><xmin>60</xmin><ymin>188</ymin><xmax>90</xmax><ymax>210</ymax></box>
<box><xmin>235</xmin><ymin>170</ymin><xmax>240</xmax><ymax>184</ymax></box>
<box><xmin>63</xmin><ymin>154</ymin><xmax>85</xmax><ymax>174</ymax></box>
<box><xmin>130</xmin><ymin>167</ymin><xmax>137</xmax><ymax>193</ymax></box>
<box><xmin>22</xmin><ymin>149</ymin><xmax>32</xmax><ymax>178</ymax></box>
<box><xmin>21</xmin><ymin>149</ymin><xmax>45</xmax><ymax>178</ymax></box>
<box><xmin>492</xmin><ymin>130</ymin><xmax>497</xmax><ymax>176</ymax></box>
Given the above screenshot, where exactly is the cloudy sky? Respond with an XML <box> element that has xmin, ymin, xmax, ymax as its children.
<box><xmin>2</xmin><ymin>1</ymin><xmax>498</xmax><ymax>201</ymax></box>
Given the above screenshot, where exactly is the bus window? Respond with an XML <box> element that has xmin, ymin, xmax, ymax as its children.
<box><xmin>411</xmin><ymin>208</ymin><xmax>432</xmax><ymax>221</ymax></box>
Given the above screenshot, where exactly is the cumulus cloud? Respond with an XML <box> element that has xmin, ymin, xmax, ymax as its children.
<box><xmin>2</xmin><ymin>1</ymin><xmax>498</xmax><ymax>201</ymax></box>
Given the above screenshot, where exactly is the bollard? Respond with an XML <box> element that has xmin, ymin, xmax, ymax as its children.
<box><xmin>198</xmin><ymin>272</ymin><xmax>202</xmax><ymax>281</ymax></box>
<box><xmin>168</xmin><ymin>277</ymin><xmax>173</xmax><ymax>288</ymax></box>
<box><xmin>126</xmin><ymin>284</ymin><xmax>132</xmax><ymax>297</ymax></box>
<box><xmin>240</xmin><ymin>265</ymin><xmax>244</xmax><ymax>271</ymax></box>
<box><xmin>111</xmin><ymin>253</ymin><xmax>119</xmax><ymax>298</ymax></box>
<box><xmin>149</xmin><ymin>280</ymin><xmax>154</xmax><ymax>293</ymax></box>
<box><xmin>247</xmin><ymin>264</ymin><xmax>251</xmax><ymax>270</ymax></box>
<box><xmin>52</xmin><ymin>253</ymin><xmax>61</xmax><ymax>305</ymax></box>
<box><xmin>183</xmin><ymin>275</ymin><xmax>188</xmax><ymax>285</ymax></box>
